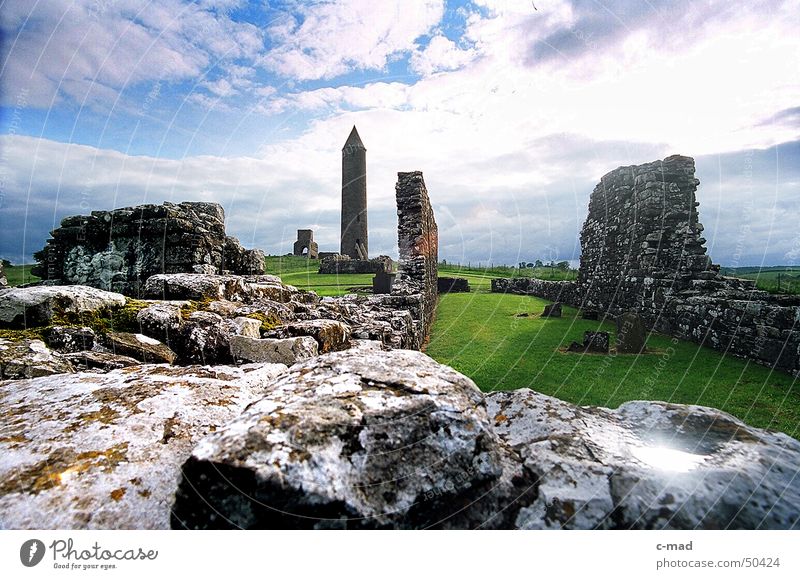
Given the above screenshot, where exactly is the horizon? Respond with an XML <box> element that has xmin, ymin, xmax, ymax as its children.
<box><xmin>1</xmin><ymin>1</ymin><xmax>798</xmax><ymax>268</ymax></box>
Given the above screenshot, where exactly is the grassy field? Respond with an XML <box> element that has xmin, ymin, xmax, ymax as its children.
<box><xmin>426</xmin><ymin>289</ymin><xmax>800</xmax><ymax>436</ymax></box>
<box><xmin>720</xmin><ymin>266</ymin><xmax>800</xmax><ymax>295</ymax></box>
<box><xmin>3</xmin><ymin>265</ymin><xmax>40</xmax><ymax>286</ymax></box>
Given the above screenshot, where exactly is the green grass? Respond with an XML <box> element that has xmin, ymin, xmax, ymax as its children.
<box><xmin>426</xmin><ymin>288</ymin><xmax>800</xmax><ymax>437</ymax></box>
<box><xmin>3</xmin><ymin>265</ymin><xmax>40</xmax><ymax>287</ymax></box>
<box><xmin>440</xmin><ymin>262</ymin><xmax>578</xmax><ymax>281</ymax></box>
<box><xmin>719</xmin><ymin>266</ymin><xmax>800</xmax><ymax>295</ymax></box>
<box><xmin>263</xmin><ymin>255</ymin><xmax>374</xmax><ymax>296</ymax></box>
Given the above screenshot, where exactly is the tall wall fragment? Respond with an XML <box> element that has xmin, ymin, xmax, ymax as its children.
<box><xmin>391</xmin><ymin>171</ymin><xmax>439</xmax><ymax>347</ymax></box>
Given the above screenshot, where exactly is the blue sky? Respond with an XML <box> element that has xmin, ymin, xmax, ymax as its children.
<box><xmin>1</xmin><ymin>0</ymin><xmax>798</xmax><ymax>266</ymax></box>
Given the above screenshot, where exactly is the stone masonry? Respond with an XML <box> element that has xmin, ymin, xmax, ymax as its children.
<box><xmin>391</xmin><ymin>171</ymin><xmax>438</xmax><ymax>345</ymax></box>
<box><xmin>32</xmin><ymin>202</ymin><xmax>265</xmax><ymax>297</ymax></box>
<box><xmin>292</xmin><ymin>229</ymin><xmax>318</xmax><ymax>259</ymax></box>
<box><xmin>492</xmin><ymin>155</ymin><xmax>800</xmax><ymax>375</ymax></box>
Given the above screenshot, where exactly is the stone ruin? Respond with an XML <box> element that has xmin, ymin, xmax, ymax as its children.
<box><xmin>437</xmin><ymin>277</ymin><xmax>470</xmax><ymax>293</ymax></box>
<box><xmin>292</xmin><ymin>229</ymin><xmax>318</xmax><ymax>259</ymax></box>
<box><xmin>2</xmin><ymin>167</ymin><xmax>800</xmax><ymax>529</ymax></box>
<box><xmin>492</xmin><ymin>155</ymin><xmax>800</xmax><ymax>375</ymax></box>
<box><xmin>318</xmin><ymin>254</ymin><xmax>393</xmax><ymax>274</ymax></box>
<box><xmin>31</xmin><ymin>201</ymin><xmax>265</xmax><ymax>297</ymax></box>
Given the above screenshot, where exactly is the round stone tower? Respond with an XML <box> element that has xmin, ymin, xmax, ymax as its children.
<box><xmin>341</xmin><ymin>125</ymin><xmax>368</xmax><ymax>259</ymax></box>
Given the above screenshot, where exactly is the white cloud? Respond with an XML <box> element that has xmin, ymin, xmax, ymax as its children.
<box><xmin>2</xmin><ymin>1</ymin><xmax>799</xmax><ymax>267</ymax></box>
<box><xmin>410</xmin><ymin>35</ymin><xmax>477</xmax><ymax>76</ymax></box>
<box><xmin>0</xmin><ymin>0</ymin><xmax>263</xmax><ymax>108</ymax></box>
<box><xmin>260</xmin><ymin>0</ymin><xmax>445</xmax><ymax>80</ymax></box>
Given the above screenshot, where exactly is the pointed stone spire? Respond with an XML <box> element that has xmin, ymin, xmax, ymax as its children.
<box><xmin>343</xmin><ymin>125</ymin><xmax>366</xmax><ymax>151</ymax></box>
<box><xmin>341</xmin><ymin>126</ymin><xmax>368</xmax><ymax>259</ymax></box>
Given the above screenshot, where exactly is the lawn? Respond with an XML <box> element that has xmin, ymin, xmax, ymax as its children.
<box><xmin>719</xmin><ymin>266</ymin><xmax>800</xmax><ymax>295</ymax></box>
<box><xmin>426</xmin><ymin>289</ymin><xmax>800</xmax><ymax>437</ymax></box>
<box><xmin>3</xmin><ymin>265</ymin><xmax>39</xmax><ymax>287</ymax></box>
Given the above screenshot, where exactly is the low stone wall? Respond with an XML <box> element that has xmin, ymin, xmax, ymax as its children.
<box><xmin>438</xmin><ymin>277</ymin><xmax>470</xmax><ymax>293</ymax></box>
<box><xmin>318</xmin><ymin>255</ymin><xmax>393</xmax><ymax>274</ymax></box>
<box><xmin>491</xmin><ymin>277</ymin><xmax>579</xmax><ymax>305</ymax></box>
<box><xmin>31</xmin><ymin>202</ymin><xmax>264</xmax><ymax>297</ymax></box>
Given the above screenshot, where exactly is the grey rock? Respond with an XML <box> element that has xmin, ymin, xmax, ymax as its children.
<box><xmin>0</xmin><ymin>285</ymin><xmax>126</xmax><ymax>328</ymax></box>
<box><xmin>0</xmin><ymin>363</ymin><xmax>287</xmax><ymax>529</ymax></box>
<box><xmin>171</xmin><ymin>349</ymin><xmax>533</xmax><ymax>529</ymax></box>
<box><xmin>174</xmin><ymin>311</ymin><xmax>239</xmax><ymax>365</ymax></box>
<box><xmin>63</xmin><ymin>350</ymin><xmax>142</xmax><ymax>372</ymax></box>
<box><xmin>100</xmin><ymin>332</ymin><xmax>177</xmax><ymax>364</ymax></box>
<box><xmin>0</xmin><ymin>338</ymin><xmax>76</xmax><ymax>379</ymax></box>
<box><xmin>487</xmin><ymin>389</ymin><xmax>800</xmax><ymax>529</ymax></box>
<box><xmin>136</xmin><ymin>302</ymin><xmax>184</xmax><ymax>344</ymax></box>
<box><xmin>45</xmin><ymin>326</ymin><xmax>95</xmax><ymax>353</ymax></box>
<box><xmin>266</xmin><ymin>319</ymin><xmax>351</xmax><ymax>353</ymax></box>
<box><xmin>142</xmin><ymin>273</ymin><xmax>291</xmax><ymax>303</ymax></box>
<box><xmin>0</xmin><ymin>261</ymin><xmax>7</xmax><ymax>287</ymax></box>
<box><xmin>233</xmin><ymin>317</ymin><xmax>262</xmax><ymax>338</ymax></box>
<box><xmin>229</xmin><ymin>335</ymin><xmax>318</xmax><ymax>365</ymax></box>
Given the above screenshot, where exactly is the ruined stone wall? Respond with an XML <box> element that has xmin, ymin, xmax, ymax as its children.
<box><xmin>32</xmin><ymin>202</ymin><xmax>264</xmax><ymax>297</ymax></box>
<box><xmin>318</xmin><ymin>255</ymin><xmax>392</xmax><ymax>274</ymax></box>
<box><xmin>491</xmin><ymin>155</ymin><xmax>800</xmax><ymax>375</ymax></box>
<box><xmin>491</xmin><ymin>278</ymin><xmax>579</xmax><ymax>305</ymax></box>
<box><xmin>391</xmin><ymin>171</ymin><xmax>438</xmax><ymax>347</ymax></box>
<box><xmin>577</xmin><ymin>155</ymin><xmax>714</xmax><ymax>314</ymax></box>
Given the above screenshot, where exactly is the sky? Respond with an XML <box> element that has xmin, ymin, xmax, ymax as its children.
<box><xmin>0</xmin><ymin>0</ymin><xmax>798</xmax><ymax>267</ymax></box>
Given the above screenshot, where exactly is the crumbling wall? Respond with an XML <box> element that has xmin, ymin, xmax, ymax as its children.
<box><xmin>577</xmin><ymin>155</ymin><xmax>714</xmax><ymax>314</ymax></box>
<box><xmin>391</xmin><ymin>171</ymin><xmax>438</xmax><ymax>346</ymax></box>
<box><xmin>32</xmin><ymin>202</ymin><xmax>264</xmax><ymax>297</ymax></box>
<box><xmin>491</xmin><ymin>155</ymin><xmax>800</xmax><ymax>376</ymax></box>
<box><xmin>318</xmin><ymin>255</ymin><xmax>392</xmax><ymax>274</ymax></box>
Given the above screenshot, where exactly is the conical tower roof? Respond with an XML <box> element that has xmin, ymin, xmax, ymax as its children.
<box><xmin>343</xmin><ymin>125</ymin><xmax>366</xmax><ymax>151</ymax></box>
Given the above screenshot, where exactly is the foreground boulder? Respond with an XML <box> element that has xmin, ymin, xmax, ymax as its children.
<box><xmin>0</xmin><ymin>286</ymin><xmax>126</xmax><ymax>328</ymax></box>
<box><xmin>171</xmin><ymin>349</ymin><xmax>534</xmax><ymax>529</ymax></box>
<box><xmin>0</xmin><ymin>363</ymin><xmax>287</xmax><ymax>529</ymax></box>
<box><xmin>0</xmin><ymin>338</ymin><xmax>75</xmax><ymax>379</ymax></box>
<box><xmin>487</xmin><ymin>389</ymin><xmax>800</xmax><ymax>529</ymax></box>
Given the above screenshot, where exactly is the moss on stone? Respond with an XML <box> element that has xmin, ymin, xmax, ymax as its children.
<box><xmin>0</xmin><ymin>328</ymin><xmax>47</xmax><ymax>342</ymax></box>
<box><xmin>179</xmin><ymin>298</ymin><xmax>215</xmax><ymax>320</ymax></box>
<box><xmin>245</xmin><ymin>311</ymin><xmax>282</xmax><ymax>332</ymax></box>
<box><xmin>48</xmin><ymin>298</ymin><xmax>149</xmax><ymax>335</ymax></box>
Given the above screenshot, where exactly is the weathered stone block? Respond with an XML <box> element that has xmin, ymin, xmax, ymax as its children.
<box><xmin>230</xmin><ymin>335</ymin><xmax>318</xmax><ymax>365</ymax></box>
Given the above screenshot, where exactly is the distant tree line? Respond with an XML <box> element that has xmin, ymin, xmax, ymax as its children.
<box><xmin>518</xmin><ymin>260</ymin><xmax>570</xmax><ymax>271</ymax></box>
